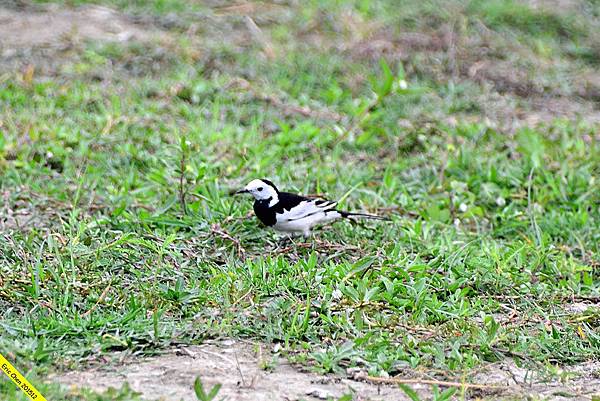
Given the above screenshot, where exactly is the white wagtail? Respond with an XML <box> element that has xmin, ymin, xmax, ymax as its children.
<box><xmin>233</xmin><ymin>179</ymin><xmax>387</xmax><ymax>236</ymax></box>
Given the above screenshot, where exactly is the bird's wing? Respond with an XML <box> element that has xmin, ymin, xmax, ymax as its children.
<box><xmin>277</xmin><ymin>194</ymin><xmax>338</xmax><ymax>221</ymax></box>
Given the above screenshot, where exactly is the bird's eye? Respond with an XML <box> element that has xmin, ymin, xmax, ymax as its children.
<box><xmin>257</xmin><ymin>187</ymin><xmax>263</xmax><ymax>191</ymax></box>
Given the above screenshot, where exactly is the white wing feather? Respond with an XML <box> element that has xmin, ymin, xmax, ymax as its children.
<box><xmin>277</xmin><ymin>200</ymin><xmax>337</xmax><ymax>221</ymax></box>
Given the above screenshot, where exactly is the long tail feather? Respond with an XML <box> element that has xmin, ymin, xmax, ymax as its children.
<box><xmin>339</xmin><ymin>211</ymin><xmax>389</xmax><ymax>220</ymax></box>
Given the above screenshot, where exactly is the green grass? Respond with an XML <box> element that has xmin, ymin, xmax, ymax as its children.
<box><xmin>1</xmin><ymin>0</ymin><xmax>600</xmax><ymax>400</ymax></box>
<box><xmin>469</xmin><ymin>0</ymin><xmax>586</xmax><ymax>39</ymax></box>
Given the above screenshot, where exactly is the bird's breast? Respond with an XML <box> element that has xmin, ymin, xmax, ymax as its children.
<box><xmin>253</xmin><ymin>200</ymin><xmax>277</xmax><ymax>226</ymax></box>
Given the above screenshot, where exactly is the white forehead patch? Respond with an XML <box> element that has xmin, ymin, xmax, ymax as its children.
<box><xmin>245</xmin><ymin>179</ymin><xmax>268</xmax><ymax>191</ymax></box>
<box><xmin>244</xmin><ymin>179</ymin><xmax>279</xmax><ymax>206</ymax></box>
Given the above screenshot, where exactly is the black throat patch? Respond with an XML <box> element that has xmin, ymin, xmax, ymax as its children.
<box><xmin>253</xmin><ymin>197</ymin><xmax>276</xmax><ymax>226</ymax></box>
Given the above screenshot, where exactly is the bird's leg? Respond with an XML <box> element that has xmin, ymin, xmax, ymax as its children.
<box><xmin>289</xmin><ymin>234</ymin><xmax>300</xmax><ymax>247</ymax></box>
<box><xmin>276</xmin><ymin>233</ymin><xmax>294</xmax><ymax>247</ymax></box>
<box><xmin>303</xmin><ymin>229</ymin><xmax>314</xmax><ymax>244</ymax></box>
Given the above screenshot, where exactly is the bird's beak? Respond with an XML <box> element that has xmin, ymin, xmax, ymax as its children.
<box><xmin>231</xmin><ymin>188</ymin><xmax>249</xmax><ymax>195</ymax></box>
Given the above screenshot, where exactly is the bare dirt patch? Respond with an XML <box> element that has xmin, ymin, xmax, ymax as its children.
<box><xmin>50</xmin><ymin>340</ymin><xmax>412</xmax><ymax>401</ymax></box>
<box><xmin>343</xmin><ymin>8</ymin><xmax>600</xmax><ymax>127</ymax></box>
<box><xmin>0</xmin><ymin>188</ymin><xmax>58</xmax><ymax>232</ymax></box>
<box><xmin>49</xmin><ymin>339</ymin><xmax>600</xmax><ymax>401</ymax></box>
<box><xmin>0</xmin><ymin>4</ymin><xmax>170</xmax><ymax>77</ymax></box>
<box><xmin>0</xmin><ymin>5</ymin><xmax>155</xmax><ymax>49</ymax></box>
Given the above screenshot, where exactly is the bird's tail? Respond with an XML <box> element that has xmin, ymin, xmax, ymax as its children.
<box><xmin>339</xmin><ymin>211</ymin><xmax>389</xmax><ymax>221</ymax></box>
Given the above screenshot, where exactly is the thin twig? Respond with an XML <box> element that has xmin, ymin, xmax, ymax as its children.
<box><xmin>222</xmin><ymin>211</ymin><xmax>254</xmax><ymax>224</ymax></box>
<box><xmin>339</xmin><ymin>95</ymin><xmax>380</xmax><ymax>143</ymax></box>
<box><xmin>361</xmin><ymin>375</ymin><xmax>509</xmax><ymax>390</ymax></box>
<box><xmin>211</xmin><ymin>223</ymin><xmax>246</xmax><ymax>257</ymax></box>
<box><xmin>526</xmin><ymin>167</ymin><xmax>542</xmax><ymax>247</ymax></box>
<box><xmin>197</xmin><ymin>347</ymin><xmax>235</xmax><ymax>365</ymax></box>
<box><xmin>244</xmin><ymin>16</ymin><xmax>275</xmax><ymax>60</ymax></box>
<box><xmin>276</xmin><ymin>241</ymin><xmax>359</xmax><ymax>254</ymax></box>
<box><xmin>225</xmin><ymin>77</ymin><xmax>343</xmax><ymax>122</ymax></box>
<box><xmin>234</xmin><ymin>351</ymin><xmax>247</xmax><ymax>387</ymax></box>
<box><xmin>259</xmin><ymin>92</ymin><xmax>343</xmax><ymax>122</ymax></box>
<box><xmin>231</xmin><ymin>288</ymin><xmax>254</xmax><ymax>307</ymax></box>
<box><xmin>439</xmin><ymin>149</ymin><xmax>449</xmax><ymax>186</ymax></box>
<box><xmin>179</xmin><ymin>146</ymin><xmax>187</xmax><ymax>215</ymax></box>
<box><xmin>179</xmin><ymin>347</ymin><xmax>196</xmax><ymax>358</ymax></box>
<box><xmin>82</xmin><ymin>284</ymin><xmax>111</xmax><ymax>317</ymax></box>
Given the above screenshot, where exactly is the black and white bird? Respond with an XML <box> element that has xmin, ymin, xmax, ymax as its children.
<box><xmin>234</xmin><ymin>178</ymin><xmax>386</xmax><ymax>237</ymax></box>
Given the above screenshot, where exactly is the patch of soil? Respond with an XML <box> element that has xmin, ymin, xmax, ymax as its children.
<box><xmin>50</xmin><ymin>340</ymin><xmax>413</xmax><ymax>401</ymax></box>
<box><xmin>526</xmin><ymin>0</ymin><xmax>583</xmax><ymax>12</ymax></box>
<box><xmin>344</xmin><ymin>18</ymin><xmax>600</xmax><ymax>127</ymax></box>
<box><xmin>49</xmin><ymin>339</ymin><xmax>600</xmax><ymax>401</ymax></box>
<box><xmin>0</xmin><ymin>5</ymin><xmax>154</xmax><ymax>48</ymax></box>
<box><xmin>473</xmin><ymin>359</ymin><xmax>600</xmax><ymax>401</ymax></box>
<box><xmin>0</xmin><ymin>188</ymin><xmax>57</xmax><ymax>232</ymax></box>
<box><xmin>0</xmin><ymin>4</ymin><xmax>169</xmax><ymax>77</ymax></box>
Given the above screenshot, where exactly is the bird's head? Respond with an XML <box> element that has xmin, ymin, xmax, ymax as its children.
<box><xmin>234</xmin><ymin>178</ymin><xmax>279</xmax><ymax>205</ymax></box>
